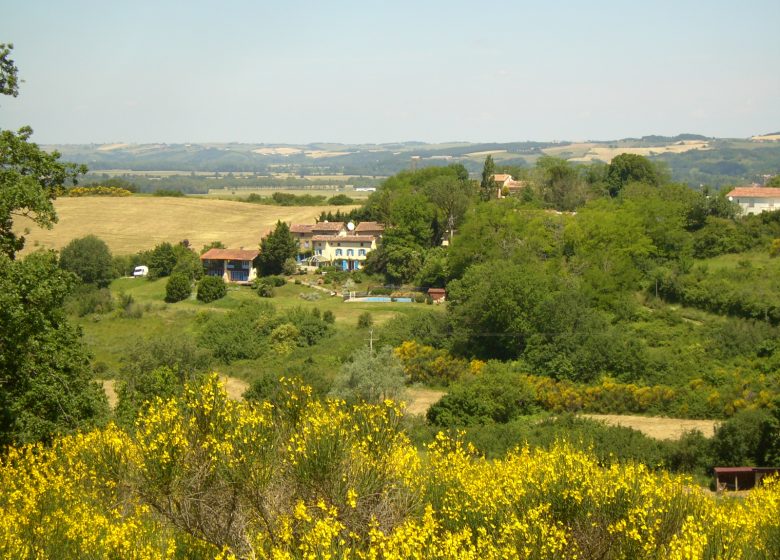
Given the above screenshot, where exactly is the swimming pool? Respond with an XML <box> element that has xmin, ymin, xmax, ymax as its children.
<box><xmin>347</xmin><ymin>297</ymin><xmax>414</xmax><ymax>303</ymax></box>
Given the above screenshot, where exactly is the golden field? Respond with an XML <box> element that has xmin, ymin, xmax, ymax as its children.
<box><xmin>14</xmin><ymin>197</ymin><xmax>357</xmax><ymax>255</ymax></box>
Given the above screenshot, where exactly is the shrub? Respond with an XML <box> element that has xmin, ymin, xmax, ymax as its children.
<box><xmin>66</xmin><ymin>285</ymin><xmax>114</xmax><ymax>316</ymax></box>
<box><xmin>265</xmin><ymin>275</ymin><xmax>287</xmax><ymax>287</ymax></box>
<box><xmin>255</xmin><ymin>280</ymin><xmax>275</xmax><ymax>298</ymax></box>
<box><xmin>322</xmin><ymin>310</ymin><xmax>335</xmax><ymax>324</ymax></box>
<box><xmin>165</xmin><ymin>273</ymin><xmax>192</xmax><ymax>303</ymax></box>
<box><xmin>357</xmin><ymin>312</ymin><xmax>373</xmax><ymax>329</ymax></box>
<box><xmin>153</xmin><ymin>189</ymin><xmax>184</xmax><ymax>197</ymax></box>
<box><xmin>197</xmin><ymin>275</ymin><xmax>227</xmax><ymax>303</ymax></box>
<box><xmin>327</xmin><ymin>194</ymin><xmax>354</xmax><ymax>205</ymax></box>
<box><xmin>282</xmin><ymin>258</ymin><xmax>298</xmax><ymax>276</ymax></box>
<box><xmin>427</xmin><ymin>362</ymin><xmax>536</xmax><ymax>426</ymax></box>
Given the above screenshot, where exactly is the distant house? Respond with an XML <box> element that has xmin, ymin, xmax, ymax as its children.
<box><xmin>200</xmin><ymin>248</ymin><xmax>259</xmax><ymax>284</ymax></box>
<box><xmin>714</xmin><ymin>467</ymin><xmax>780</xmax><ymax>491</ymax></box>
<box><xmin>290</xmin><ymin>224</ymin><xmax>316</xmax><ymax>255</ymax></box>
<box><xmin>312</xmin><ymin>235</ymin><xmax>377</xmax><ymax>271</ymax></box>
<box><xmin>290</xmin><ymin>221</ymin><xmax>347</xmax><ymax>260</ymax></box>
<box><xmin>492</xmin><ymin>174</ymin><xmax>528</xmax><ymax>199</ymax></box>
<box><xmin>727</xmin><ymin>186</ymin><xmax>780</xmax><ymax>215</ymax></box>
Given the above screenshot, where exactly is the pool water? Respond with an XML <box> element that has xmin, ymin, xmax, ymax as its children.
<box><xmin>347</xmin><ymin>297</ymin><xmax>414</xmax><ymax>303</ymax></box>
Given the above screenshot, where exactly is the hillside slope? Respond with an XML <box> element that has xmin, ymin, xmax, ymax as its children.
<box><xmin>15</xmin><ymin>197</ymin><xmax>355</xmax><ymax>255</ymax></box>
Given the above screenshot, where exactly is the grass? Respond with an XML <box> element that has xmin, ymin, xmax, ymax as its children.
<box><xmin>15</xmin><ymin>197</ymin><xmax>354</xmax><ymax>255</ymax></box>
<box><xmin>78</xmin><ymin>276</ymin><xmax>443</xmax><ymax>389</ymax></box>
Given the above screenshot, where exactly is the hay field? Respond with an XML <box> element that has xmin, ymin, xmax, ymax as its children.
<box><xmin>751</xmin><ymin>134</ymin><xmax>780</xmax><ymax>142</ymax></box>
<box><xmin>583</xmin><ymin>414</ymin><xmax>719</xmax><ymax>440</ymax></box>
<box><xmin>558</xmin><ymin>141</ymin><xmax>710</xmax><ymax>163</ymax></box>
<box><xmin>15</xmin><ymin>197</ymin><xmax>357</xmax><ymax>255</ymax></box>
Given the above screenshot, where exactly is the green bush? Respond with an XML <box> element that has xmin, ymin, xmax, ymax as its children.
<box><xmin>265</xmin><ymin>275</ymin><xmax>287</xmax><ymax>287</ymax></box>
<box><xmin>66</xmin><ymin>285</ymin><xmax>114</xmax><ymax>316</ymax></box>
<box><xmin>197</xmin><ymin>275</ymin><xmax>227</xmax><ymax>303</ymax></box>
<box><xmin>427</xmin><ymin>362</ymin><xmax>537</xmax><ymax>426</ymax></box>
<box><xmin>327</xmin><ymin>194</ymin><xmax>354</xmax><ymax>205</ymax></box>
<box><xmin>198</xmin><ymin>303</ymin><xmax>279</xmax><ymax>363</ymax></box>
<box><xmin>165</xmin><ymin>273</ymin><xmax>192</xmax><ymax>303</ymax></box>
<box><xmin>357</xmin><ymin>312</ymin><xmax>373</xmax><ymax>329</ymax></box>
<box><xmin>255</xmin><ymin>279</ymin><xmax>275</xmax><ymax>298</ymax></box>
<box><xmin>323</xmin><ymin>310</ymin><xmax>335</xmax><ymax>324</ymax></box>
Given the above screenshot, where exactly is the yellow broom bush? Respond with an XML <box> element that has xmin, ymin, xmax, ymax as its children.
<box><xmin>1</xmin><ymin>374</ymin><xmax>779</xmax><ymax>559</ymax></box>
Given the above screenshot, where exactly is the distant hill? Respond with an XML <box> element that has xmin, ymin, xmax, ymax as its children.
<box><xmin>45</xmin><ymin>134</ymin><xmax>780</xmax><ymax>190</ymax></box>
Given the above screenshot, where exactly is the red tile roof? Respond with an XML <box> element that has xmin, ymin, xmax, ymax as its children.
<box><xmin>312</xmin><ymin>221</ymin><xmax>346</xmax><ymax>232</ymax></box>
<box><xmin>727</xmin><ymin>187</ymin><xmax>780</xmax><ymax>198</ymax></box>
<box><xmin>200</xmin><ymin>248</ymin><xmax>259</xmax><ymax>261</ymax></box>
<box><xmin>312</xmin><ymin>235</ymin><xmax>376</xmax><ymax>242</ymax></box>
<box><xmin>492</xmin><ymin>174</ymin><xmax>513</xmax><ymax>183</ymax></box>
<box><xmin>355</xmin><ymin>221</ymin><xmax>385</xmax><ymax>232</ymax></box>
<box><xmin>290</xmin><ymin>224</ymin><xmax>315</xmax><ymax>233</ymax></box>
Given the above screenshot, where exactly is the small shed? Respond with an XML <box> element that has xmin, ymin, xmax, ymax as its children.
<box><xmin>427</xmin><ymin>288</ymin><xmax>446</xmax><ymax>303</ymax></box>
<box><xmin>714</xmin><ymin>467</ymin><xmax>780</xmax><ymax>491</ymax></box>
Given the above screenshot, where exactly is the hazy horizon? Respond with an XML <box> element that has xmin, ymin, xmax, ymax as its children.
<box><xmin>2</xmin><ymin>0</ymin><xmax>779</xmax><ymax>145</ymax></box>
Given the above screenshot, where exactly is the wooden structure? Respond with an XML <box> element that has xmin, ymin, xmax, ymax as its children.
<box><xmin>714</xmin><ymin>467</ymin><xmax>780</xmax><ymax>491</ymax></box>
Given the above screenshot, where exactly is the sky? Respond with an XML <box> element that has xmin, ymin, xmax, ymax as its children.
<box><xmin>1</xmin><ymin>0</ymin><xmax>779</xmax><ymax>144</ymax></box>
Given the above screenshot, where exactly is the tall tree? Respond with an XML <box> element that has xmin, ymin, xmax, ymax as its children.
<box><xmin>605</xmin><ymin>153</ymin><xmax>660</xmax><ymax>197</ymax></box>
<box><xmin>258</xmin><ymin>220</ymin><xmax>297</xmax><ymax>275</ymax></box>
<box><xmin>0</xmin><ymin>44</ymin><xmax>107</xmax><ymax>446</ymax></box>
<box><xmin>480</xmin><ymin>155</ymin><xmax>497</xmax><ymax>202</ymax></box>
<box><xmin>59</xmin><ymin>235</ymin><xmax>115</xmax><ymax>287</ymax></box>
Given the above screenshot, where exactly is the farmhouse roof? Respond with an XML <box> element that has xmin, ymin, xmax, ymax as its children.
<box><xmin>492</xmin><ymin>174</ymin><xmax>513</xmax><ymax>183</ymax></box>
<box><xmin>312</xmin><ymin>221</ymin><xmax>346</xmax><ymax>232</ymax></box>
<box><xmin>200</xmin><ymin>248</ymin><xmax>259</xmax><ymax>261</ymax></box>
<box><xmin>312</xmin><ymin>235</ymin><xmax>376</xmax><ymax>242</ymax></box>
<box><xmin>290</xmin><ymin>224</ymin><xmax>315</xmax><ymax>234</ymax></box>
<box><xmin>727</xmin><ymin>187</ymin><xmax>780</xmax><ymax>198</ymax></box>
<box><xmin>355</xmin><ymin>221</ymin><xmax>384</xmax><ymax>233</ymax></box>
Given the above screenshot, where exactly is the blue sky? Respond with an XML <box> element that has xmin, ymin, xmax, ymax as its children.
<box><xmin>1</xmin><ymin>0</ymin><xmax>779</xmax><ymax>144</ymax></box>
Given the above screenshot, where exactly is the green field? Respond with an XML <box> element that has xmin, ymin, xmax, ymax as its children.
<box><xmin>79</xmin><ymin>276</ymin><xmax>443</xmax><ymax>388</ymax></box>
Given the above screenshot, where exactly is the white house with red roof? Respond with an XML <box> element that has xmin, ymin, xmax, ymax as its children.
<box><xmin>290</xmin><ymin>220</ymin><xmax>384</xmax><ymax>270</ymax></box>
<box><xmin>200</xmin><ymin>248</ymin><xmax>259</xmax><ymax>284</ymax></box>
<box><xmin>727</xmin><ymin>186</ymin><xmax>780</xmax><ymax>215</ymax></box>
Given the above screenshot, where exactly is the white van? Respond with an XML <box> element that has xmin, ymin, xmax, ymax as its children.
<box><xmin>132</xmin><ymin>265</ymin><xmax>149</xmax><ymax>278</ymax></box>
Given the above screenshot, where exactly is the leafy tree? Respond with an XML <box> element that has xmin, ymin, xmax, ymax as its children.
<box><xmin>711</xmin><ymin>409</ymin><xmax>774</xmax><ymax>467</ymax></box>
<box><xmin>532</xmin><ymin>156</ymin><xmax>588</xmax><ymax>210</ymax></box>
<box><xmin>605</xmin><ymin>153</ymin><xmax>660</xmax><ymax>197</ymax></box>
<box><xmin>258</xmin><ymin>220</ymin><xmax>297</xmax><ymax>276</ymax></box>
<box><xmin>197</xmin><ymin>275</ymin><xmax>227</xmax><ymax>303</ymax></box>
<box><xmin>330</xmin><ymin>346</ymin><xmax>405</xmax><ymax>403</ymax></box>
<box><xmin>480</xmin><ymin>155</ymin><xmax>497</xmax><ymax>201</ymax></box>
<box><xmin>200</xmin><ymin>240</ymin><xmax>226</xmax><ymax>255</ymax></box>
<box><xmin>165</xmin><ymin>272</ymin><xmax>192</xmax><ymax>303</ymax></box>
<box><xmin>0</xmin><ymin>42</ymin><xmax>19</xmax><ymax>96</ymax></box>
<box><xmin>171</xmin><ymin>244</ymin><xmax>203</xmax><ymax>280</ymax></box>
<box><xmin>59</xmin><ymin>235</ymin><xmax>115</xmax><ymax>287</ymax></box>
<box><xmin>767</xmin><ymin>175</ymin><xmax>780</xmax><ymax>188</ymax></box>
<box><xmin>0</xmin><ymin>251</ymin><xmax>108</xmax><ymax>445</ymax></box>
<box><xmin>0</xmin><ymin>46</ymin><xmax>106</xmax><ymax>446</ymax></box>
<box><xmin>148</xmin><ymin>242</ymin><xmax>178</xmax><ymax>278</ymax></box>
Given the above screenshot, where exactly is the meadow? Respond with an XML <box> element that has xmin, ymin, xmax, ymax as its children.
<box><xmin>14</xmin><ymin>197</ymin><xmax>356</xmax><ymax>255</ymax></box>
<box><xmin>79</xmin><ymin>275</ymin><xmax>444</xmax><ymax>390</ymax></box>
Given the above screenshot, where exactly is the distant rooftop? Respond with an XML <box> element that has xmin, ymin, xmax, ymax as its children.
<box><xmin>200</xmin><ymin>248</ymin><xmax>259</xmax><ymax>261</ymax></box>
<box><xmin>727</xmin><ymin>187</ymin><xmax>780</xmax><ymax>198</ymax></box>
